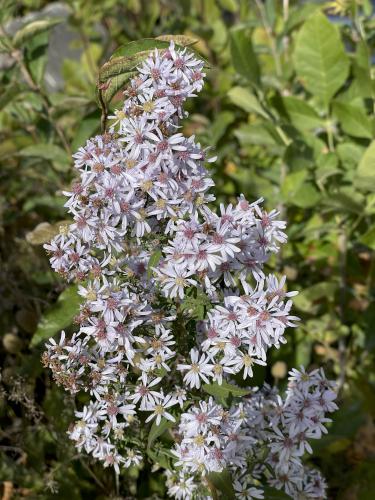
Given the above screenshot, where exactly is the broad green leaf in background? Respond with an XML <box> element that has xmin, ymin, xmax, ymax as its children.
<box><xmin>217</xmin><ymin>0</ymin><xmax>238</xmax><ymax>13</ymax></box>
<box><xmin>360</xmin><ymin>227</ymin><xmax>375</xmax><ymax>250</ymax></box>
<box><xmin>147</xmin><ymin>249</ymin><xmax>163</xmax><ymax>278</ymax></box>
<box><xmin>281</xmin><ymin>96</ymin><xmax>323</xmax><ymax>131</ymax></box>
<box><xmin>284</xmin><ymin>2</ymin><xmax>321</xmax><ymax>33</ymax></box>
<box><xmin>0</xmin><ymin>83</ymin><xmax>24</xmax><ymax>111</ymax></box>
<box><xmin>71</xmin><ymin>110</ymin><xmax>101</xmax><ymax>151</ymax></box>
<box><xmin>31</xmin><ymin>285</ymin><xmax>81</xmax><ymax>346</ymax></box>
<box><xmin>147</xmin><ymin>416</ymin><xmax>174</xmax><ymax>450</ymax></box>
<box><xmin>293</xmin><ymin>182</ymin><xmax>321</xmax><ymax>208</ymax></box>
<box><xmin>98</xmin><ymin>37</ymin><xmax>202</xmax><ymax>111</ymax></box>
<box><xmin>228</xmin><ymin>86</ymin><xmax>269</xmax><ymax>119</ymax></box>
<box><xmin>230</xmin><ymin>27</ymin><xmax>260</xmax><ymax>86</ymax></box>
<box><xmin>24</xmin><ymin>31</ymin><xmax>49</xmax><ymax>85</ymax></box>
<box><xmin>180</xmin><ymin>289</ymin><xmax>212</xmax><ymax>320</ymax></box>
<box><xmin>13</xmin><ymin>18</ymin><xmax>63</xmax><ymax>47</ymax></box>
<box><xmin>235</xmin><ymin>122</ymin><xmax>285</xmax><ymax>147</ymax></box>
<box><xmin>112</xmin><ymin>36</ymin><xmax>196</xmax><ymax>59</ymax></box>
<box><xmin>262</xmin><ymin>486</ymin><xmax>290</xmax><ymax>499</ymax></box>
<box><xmin>294</xmin><ymin>282</ymin><xmax>338</xmax><ymax>313</ymax></box>
<box><xmin>337</xmin><ymin>142</ymin><xmax>366</xmax><ymax>170</ymax></box>
<box><xmin>209</xmin><ymin>111</ymin><xmax>235</xmax><ymax>145</ymax></box>
<box><xmin>355</xmin><ymin>140</ymin><xmax>375</xmax><ymax>191</ymax></box>
<box><xmin>333</xmin><ymin>101</ymin><xmax>372</xmax><ymax>139</ymax></box>
<box><xmin>207</xmin><ymin>469</ymin><xmax>235</xmax><ymax>499</ymax></box>
<box><xmin>281</xmin><ymin>170</ymin><xmax>308</xmax><ymax>199</ymax></box>
<box><xmin>26</xmin><ymin>221</ymin><xmax>70</xmax><ymax>245</ymax></box>
<box><xmin>322</xmin><ymin>188</ymin><xmax>364</xmax><ymax>215</ymax></box>
<box><xmin>293</xmin><ymin>12</ymin><xmax>350</xmax><ymax>107</ymax></box>
<box><xmin>203</xmin><ymin>381</ymin><xmax>250</xmax><ymax>400</ymax></box>
<box><xmin>19</xmin><ymin>143</ymin><xmax>70</xmax><ymax>167</ymax></box>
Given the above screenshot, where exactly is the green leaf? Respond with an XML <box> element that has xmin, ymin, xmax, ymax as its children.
<box><xmin>0</xmin><ymin>83</ymin><xmax>24</xmax><ymax>111</ymax></box>
<box><xmin>293</xmin><ymin>12</ymin><xmax>350</xmax><ymax>107</ymax></box>
<box><xmin>281</xmin><ymin>170</ymin><xmax>308</xmax><ymax>200</ymax></box>
<box><xmin>217</xmin><ymin>0</ymin><xmax>238</xmax><ymax>12</ymax></box>
<box><xmin>284</xmin><ymin>3</ymin><xmax>321</xmax><ymax>33</ymax></box>
<box><xmin>147</xmin><ymin>417</ymin><xmax>174</xmax><ymax>450</ymax></box>
<box><xmin>235</xmin><ymin>123</ymin><xmax>284</xmax><ymax>147</ymax></box>
<box><xmin>333</xmin><ymin>101</ymin><xmax>372</xmax><ymax>139</ymax></box>
<box><xmin>210</xmin><ymin>111</ymin><xmax>235</xmax><ymax>145</ymax></box>
<box><xmin>355</xmin><ymin>140</ymin><xmax>375</xmax><ymax>191</ymax></box>
<box><xmin>147</xmin><ymin>249</ymin><xmax>163</xmax><ymax>278</ymax></box>
<box><xmin>263</xmin><ymin>486</ymin><xmax>290</xmax><ymax>499</ymax></box>
<box><xmin>72</xmin><ymin>111</ymin><xmax>101</xmax><ymax>151</ymax></box>
<box><xmin>202</xmin><ymin>381</ymin><xmax>250</xmax><ymax>399</ymax></box>
<box><xmin>227</xmin><ymin>86</ymin><xmax>269</xmax><ymax>119</ymax></box>
<box><xmin>281</xmin><ymin>96</ymin><xmax>322</xmax><ymax>131</ymax></box>
<box><xmin>13</xmin><ymin>18</ymin><xmax>63</xmax><ymax>47</ymax></box>
<box><xmin>26</xmin><ymin>221</ymin><xmax>68</xmax><ymax>245</ymax></box>
<box><xmin>360</xmin><ymin>227</ymin><xmax>375</xmax><ymax>250</ymax></box>
<box><xmin>97</xmin><ymin>70</ymin><xmax>137</xmax><ymax>110</ymax></box>
<box><xmin>19</xmin><ymin>144</ymin><xmax>70</xmax><ymax>168</ymax></box>
<box><xmin>322</xmin><ymin>188</ymin><xmax>364</xmax><ymax>215</ymax></box>
<box><xmin>0</xmin><ymin>35</ymin><xmax>12</xmax><ymax>53</ymax></box>
<box><xmin>351</xmin><ymin>40</ymin><xmax>373</xmax><ymax>99</ymax></box>
<box><xmin>207</xmin><ymin>470</ymin><xmax>235</xmax><ymax>499</ymax></box>
<box><xmin>230</xmin><ymin>28</ymin><xmax>260</xmax><ymax>86</ymax></box>
<box><xmin>337</xmin><ymin>142</ymin><xmax>365</xmax><ymax>170</ymax></box>
<box><xmin>21</xmin><ymin>30</ymin><xmax>50</xmax><ymax>86</ymax></box>
<box><xmin>31</xmin><ymin>285</ymin><xmax>81</xmax><ymax>347</ymax></box>
<box><xmin>293</xmin><ymin>182</ymin><xmax>321</xmax><ymax>208</ymax></box>
<box><xmin>146</xmin><ymin>447</ymin><xmax>171</xmax><ymax>470</ymax></box>
<box><xmin>180</xmin><ymin>289</ymin><xmax>212</xmax><ymax>320</ymax></box>
<box><xmin>294</xmin><ymin>282</ymin><xmax>337</xmax><ymax>312</ymax></box>
<box><xmin>99</xmin><ymin>57</ymin><xmax>142</xmax><ymax>84</ymax></box>
<box><xmin>98</xmin><ymin>37</ymin><xmax>205</xmax><ymax>111</ymax></box>
<box><xmin>109</xmin><ymin>39</ymin><xmax>163</xmax><ymax>59</ymax></box>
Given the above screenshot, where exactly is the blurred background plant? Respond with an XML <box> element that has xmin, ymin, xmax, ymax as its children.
<box><xmin>0</xmin><ymin>0</ymin><xmax>374</xmax><ymax>498</ymax></box>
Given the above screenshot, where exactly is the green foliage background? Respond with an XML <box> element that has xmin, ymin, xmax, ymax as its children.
<box><xmin>0</xmin><ymin>0</ymin><xmax>374</xmax><ymax>498</ymax></box>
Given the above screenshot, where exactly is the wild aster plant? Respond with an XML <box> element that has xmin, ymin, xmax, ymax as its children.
<box><xmin>43</xmin><ymin>41</ymin><xmax>337</xmax><ymax>499</ymax></box>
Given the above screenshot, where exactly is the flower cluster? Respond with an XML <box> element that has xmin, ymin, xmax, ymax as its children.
<box><xmin>43</xmin><ymin>41</ymin><xmax>337</xmax><ymax>499</ymax></box>
<box><xmin>168</xmin><ymin>367</ymin><xmax>337</xmax><ymax>499</ymax></box>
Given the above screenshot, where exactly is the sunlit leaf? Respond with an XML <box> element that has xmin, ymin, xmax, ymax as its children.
<box><xmin>13</xmin><ymin>18</ymin><xmax>63</xmax><ymax>47</ymax></box>
<box><xmin>333</xmin><ymin>101</ymin><xmax>372</xmax><ymax>139</ymax></box>
<box><xmin>355</xmin><ymin>140</ymin><xmax>375</xmax><ymax>191</ymax></box>
<box><xmin>293</xmin><ymin>12</ymin><xmax>349</xmax><ymax>107</ymax></box>
<box><xmin>147</xmin><ymin>417</ymin><xmax>174</xmax><ymax>450</ymax></box>
<box><xmin>19</xmin><ymin>143</ymin><xmax>70</xmax><ymax>167</ymax></box>
<box><xmin>207</xmin><ymin>470</ymin><xmax>235</xmax><ymax>499</ymax></box>
<box><xmin>228</xmin><ymin>86</ymin><xmax>269</xmax><ymax>119</ymax></box>
<box><xmin>31</xmin><ymin>285</ymin><xmax>81</xmax><ymax>347</ymax></box>
<box><xmin>230</xmin><ymin>27</ymin><xmax>260</xmax><ymax>86</ymax></box>
<box><xmin>282</xmin><ymin>96</ymin><xmax>322</xmax><ymax>131</ymax></box>
<box><xmin>202</xmin><ymin>381</ymin><xmax>250</xmax><ymax>399</ymax></box>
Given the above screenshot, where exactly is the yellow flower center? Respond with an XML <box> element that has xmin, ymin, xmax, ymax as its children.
<box><xmin>194</xmin><ymin>435</ymin><xmax>205</xmax><ymax>446</ymax></box>
<box><xmin>125</xmin><ymin>159</ymin><xmax>137</xmax><ymax>169</ymax></box>
<box><xmin>214</xmin><ymin>364</ymin><xmax>223</xmax><ymax>374</ymax></box>
<box><xmin>243</xmin><ymin>355</ymin><xmax>254</xmax><ymax>367</ymax></box>
<box><xmin>141</xmin><ymin>180</ymin><xmax>153</xmax><ymax>192</ymax></box>
<box><xmin>142</xmin><ymin>101</ymin><xmax>155</xmax><ymax>112</ymax></box>
<box><xmin>86</xmin><ymin>289</ymin><xmax>97</xmax><ymax>301</ymax></box>
<box><xmin>115</xmin><ymin>110</ymin><xmax>126</xmax><ymax>120</ymax></box>
<box><xmin>156</xmin><ymin>198</ymin><xmax>167</xmax><ymax>209</ymax></box>
<box><xmin>191</xmin><ymin>363</ymin><xmax>200</xmax><ymax>373</ymax></box>
<box><xmin>154</xmin><ymin>405</ymin><xmax>164</xmax><ymax>415</ymax></box>
<box><xmin>175</xmin><ymin>277</ymin><xmax>186</xmax><ymax>287</ymax></box>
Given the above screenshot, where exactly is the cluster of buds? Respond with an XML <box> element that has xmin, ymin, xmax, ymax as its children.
<box><xmin>43</xmin><ymin>41</ymin><xmax>337</xmax><ymax>499</ymax></box>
